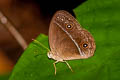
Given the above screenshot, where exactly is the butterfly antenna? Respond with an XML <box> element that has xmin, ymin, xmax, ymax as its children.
<box><xmin>32</xmin><ymin>39</ymin><xmax>50</xmax><ymax>52</ymax></box>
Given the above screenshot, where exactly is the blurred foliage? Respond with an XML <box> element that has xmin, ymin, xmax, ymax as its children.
<box><xmin>0</xmin><ymin>74</ymin><xmax>10</xmax><ymax>80</ymax></box>
<box><xmin>9</xmin><ymin>0</ymin><xmax>120</xmax><ymax>80</ymax></box>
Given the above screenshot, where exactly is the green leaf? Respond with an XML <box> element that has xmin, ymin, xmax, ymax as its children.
<box><xmin>9</xmin><ymin>0</ymin><xmax>120</xmax><ymax>80</ymax></box>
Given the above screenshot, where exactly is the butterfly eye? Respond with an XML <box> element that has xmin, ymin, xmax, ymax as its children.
<box><xmin>82</xmin><ymin>43</ymin><xmax>88</xmax><ymax>48</ymax></box>
<box><xmin>66</xmin><ymin>24</ymin><xmax>72</xmax><ymax>29</ymax></box>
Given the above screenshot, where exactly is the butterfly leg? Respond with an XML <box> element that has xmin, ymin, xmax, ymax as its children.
<box><xmin>53</xmin><ymin>61</ymin><xmax>59</xmax><ymax>75</ymax></box>
<box><xmin>63</xmin><ymin>61</ymin><xmax>73</xmax><ymax>72</ymax></box>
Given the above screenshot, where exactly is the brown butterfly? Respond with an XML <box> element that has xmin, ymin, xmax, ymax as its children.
<box><xmin>47</xmin><ymin>10</ymin><xmax>96</xmax><ymax>75</ymax></box>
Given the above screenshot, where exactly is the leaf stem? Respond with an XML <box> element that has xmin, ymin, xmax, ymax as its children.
<box><xmin>0</xmin><ymin>11</ymin><xmax>28</xmax><ymax>49</ymax></box>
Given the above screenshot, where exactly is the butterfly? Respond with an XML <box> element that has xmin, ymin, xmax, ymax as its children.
<box><xmin>34</xmin><ymin>10</ymin><xmax>96</xmax><ymax>75</ymax></box>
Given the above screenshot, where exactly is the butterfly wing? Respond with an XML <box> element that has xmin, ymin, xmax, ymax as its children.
<box><xmin>48</xmin><ymin>10</ymin><xmax>96</xmax><ymax>61</ymax></box>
